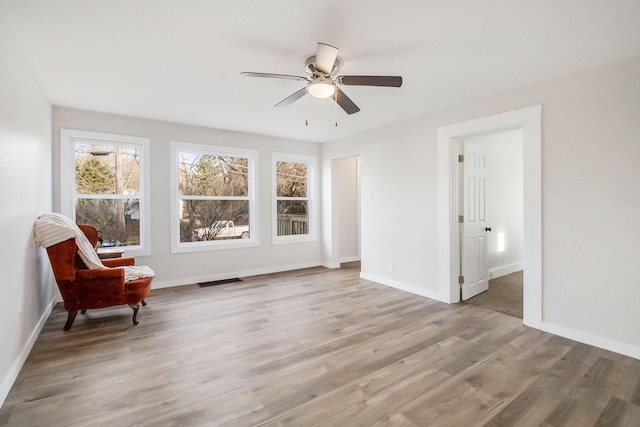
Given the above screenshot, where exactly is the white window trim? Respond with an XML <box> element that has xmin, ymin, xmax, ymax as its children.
<box><xmin>170</xmin><ymin>141</ymin><xmax>259</xmax><ymax>253</ymax></box>
<box><xmin>272</xmin><ymin>152</ymin><xmax>317</xmax><ymax>245</ymax></box>
<box><xmin>60</xmin><ymin>129</ymin><xmax>151</xmax><ymax>257</ymax></box>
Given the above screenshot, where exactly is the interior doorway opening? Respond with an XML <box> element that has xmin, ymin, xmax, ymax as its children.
<box><xmin>437</xmin><ymin>105</ymin><xmax>541</xmax><ymax>328</ymax></box>
<box><xmin>332</xmin><ymin>156</ymin><xmax>361</xmax><ymax>271</ymax></box>
<box><xmin>461</xmin><ymin>129</ymin><xmax>524</xmax><ymax>318</ymax></box>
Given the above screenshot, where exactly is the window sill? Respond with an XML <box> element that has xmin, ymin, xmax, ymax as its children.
<box><xmin>272</xmin><ymin>235</ymin><xmax>317</xmax><ymax>246</ymax></box>
<box><xmin>171</xmin><ymin>239</ymin><xmax>259</xmax><ymax>254</ymax></box>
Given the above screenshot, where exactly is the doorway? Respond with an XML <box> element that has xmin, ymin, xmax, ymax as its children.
<box><xmin>461</xmin><ymin>129</ymin><xmax>524</xmax><ymax>318</ymax></box>
<box><xmin>333</xmin><ymin>156</ymin><xmax>361</xmax><ymax>270</ymax></box>
<box><xmin>437</xmin><ymin>105</ymin><xmax>542</xmax><ymax>328</ymax></box>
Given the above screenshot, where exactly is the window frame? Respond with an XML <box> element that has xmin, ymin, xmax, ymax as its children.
<box><xmin>170</xmin><ymin>140</ymin><xmax>258</xmax><ymax>253</ymax></box>
<box><xmin>60</xmin><ymin>128</ymin><xmax>151</xmax><ymax>257</ymax></box>
<box><xmin>272</xmin><ymin>152</ymin><xmax>317</xmax><ymax>245</ymax></box>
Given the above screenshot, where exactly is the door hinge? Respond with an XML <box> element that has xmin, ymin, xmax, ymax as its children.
<box><xmin>458</xmin><ymin>215</ymin><xmax>464</xmax><ymax>223</ymax></box>
<box><xmin>458</xmin><ymin>154</ymin><xmax>464</xmax><ymax>162</ymax></box>
<box><xmin>458</xmin><ymin>275</ymin><xmax>465</xmax><ymax>284</ymax></box>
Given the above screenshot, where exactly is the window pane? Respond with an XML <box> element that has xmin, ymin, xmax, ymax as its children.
<box><xmin>277</xmin><ymin>200</ymin><xmax>308</xmax><ymax>236</ymax></box>
<box><xmin>75</xmin><ymin>143</ymin><xmax>140</xmax><ymax>195</ymax></box>
<box><xmin>178</xmin><ymin>153</ymin><xmax>249</xmax><ymax>197</ymax></box>
<box><xmin>75</xmin><ymin>198</ymin><xmax>140</xmax><ymax>247</ymax></box>
<box><xmin>276</xmin><ymin>161</ymin><xmax>307</xmax><ymax>197</ymax></box>
<box><xmin>179</xmin><ymin>199</ymin><xmax>250</xmax><ymax>242</ymax></box>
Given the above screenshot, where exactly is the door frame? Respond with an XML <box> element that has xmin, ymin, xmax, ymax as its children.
<box><xmin>437</xmin><ymin>105</ymin><xmax>542</xmax><ymax>328</ymax></box>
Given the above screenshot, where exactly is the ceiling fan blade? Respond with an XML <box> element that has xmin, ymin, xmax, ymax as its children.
<box><xmin>241</xmin><ymin>72</ymin><xmax>308</xmax><ymax>81</ymax></box>
<box><xmin>275</xmin><ymin>88</ymin><xmax>307</xmax><ymax>108</ymax></box>
<box><xmin>315</xmin><ymin>43</ymin><xmax>339</xmax><ymax>75</ymax></box>
<box><xmin>339</xmin><ymin>75</ymin><xmax>403</xmax><ymax>87</ymax></box>
<box><xmin>332</xmin><ymin>88</ymin><xmax>360</xmax><ymax>115</ymax></box>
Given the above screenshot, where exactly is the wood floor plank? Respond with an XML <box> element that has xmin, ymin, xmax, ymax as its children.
<box><xmin>482</xmin><ymin>340</ymin><xmax>607</xmax><ymax>427</ymax></box>
<box><xmin>1</xmin><ymin>264</ymin><xmax>639</xmax><ymax>426</ymax></box>
<box><xmin>594</xmin><ymin>397</ymin><xmax>640</xmax><ymax>427</ymax></box>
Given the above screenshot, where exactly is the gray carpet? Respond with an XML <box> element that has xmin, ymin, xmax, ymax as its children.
<box><xmin>464</xmin><ymin>270</ymin><xmax>523</xmax><ymax>318</ymax></box>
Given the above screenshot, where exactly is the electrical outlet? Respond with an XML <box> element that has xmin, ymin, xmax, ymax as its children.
<box><xmin>18</xmin><ymin>309</ymin><xmax>23</xmax><ymax>325</ymax></box>
<box><xmin>388</xmin><ymin>263</ymin><xmax>394</xmax><ymax>273</ymax></box>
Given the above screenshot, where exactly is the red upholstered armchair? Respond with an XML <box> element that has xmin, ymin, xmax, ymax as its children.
<box><xmin>45</xmin><ymin>224</ymin><xmax>152</xmax><ymax>330</ymax></box>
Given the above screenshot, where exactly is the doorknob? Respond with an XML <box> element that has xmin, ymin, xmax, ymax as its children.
<box><xmin>485</xmin><ymin>227</ymin><xmax>492</xmax><ymax>232</ymax></box>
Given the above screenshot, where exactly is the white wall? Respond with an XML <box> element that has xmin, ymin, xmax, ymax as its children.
<box><xmin>52</xmin><ymin>108</ymin><xmax>323</xmax><ymax>288</ymax></box>
<box><xmin>322</xmin><ymin>57</ymin><xmax>640</xmax><ymax>357</ymax></box>
<box><xmin>333</xmin><ymin>156</ymin><xmax>360</xmax><ymax>263</ymax></box>
<box><xmin>468</xmin><ymin>129</ymin><xmax>524</xmax><ymax>278</ymax></box>
<box><xmin>0</xmin><ymin>21</ymin><xmax>54</xmax><ymax>404</ymax></box>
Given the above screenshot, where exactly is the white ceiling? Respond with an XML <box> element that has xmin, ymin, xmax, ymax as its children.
<box><xmin>3</xmin><ymin>1</ymin><xmax>640</xmax><ymax>143</ymax></box>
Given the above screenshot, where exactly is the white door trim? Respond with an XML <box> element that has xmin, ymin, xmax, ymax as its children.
<box><xmin>437</xmin><ymin>105</ymin><xmax>542</xmax><ymax>328</ymax></box>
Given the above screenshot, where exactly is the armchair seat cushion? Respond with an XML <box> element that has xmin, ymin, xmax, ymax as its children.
<box><xmin>124</xmin><ymin>277</ymin><xmax>153</xmax><ymax>304</ymax></box>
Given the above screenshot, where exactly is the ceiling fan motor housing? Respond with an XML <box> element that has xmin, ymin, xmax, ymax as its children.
<box><xmin>305</xmin><ymin>55</ymin><xmax>340</xmax><ymax>77</ymax></box>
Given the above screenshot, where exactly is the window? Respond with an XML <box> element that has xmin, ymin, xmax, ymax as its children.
<box><xmin>273</xmin><ymin>153</ymin><xmax>316</xmax><ymax>244</ymax></box>
<box><xmin>170</xmin><ymin>141</ymin><xmax>257</xmax><ymax>253</ymax></box>
<box><xmin>60</xmin><ymin>129</ymin><xmax>151</xmax><ymax>256</ymax></box>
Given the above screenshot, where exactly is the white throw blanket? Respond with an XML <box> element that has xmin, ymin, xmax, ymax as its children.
<box><xmin>34</xmin><ymin>213</ymin><xmax>155</xmax><ymax>283</ymax></box>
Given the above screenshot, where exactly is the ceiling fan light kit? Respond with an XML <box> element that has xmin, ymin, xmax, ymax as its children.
<box><xmin>306</xmin><ymin>79</ymin><xmax>336</xmax><ymax>98</ymax></box>
<box><xmin>241</xmin><ymin>42</ymin><xmax>403</xmax><ymax>118</ymax></box>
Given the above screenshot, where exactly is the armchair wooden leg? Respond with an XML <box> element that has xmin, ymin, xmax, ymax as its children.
<box><xmin>128</xmin><ymin>304</ymin><xmax>140</xmax><ymax>326</ymax></box>
<box><xmin>141</xmin><ymin>300</ymin><xmax>147</xmax><ymax>307</ymax></box>
<box><xmin>64</xmin><ymin>310</ymin><xmax>78</xmax><ymax>331</ymax></box>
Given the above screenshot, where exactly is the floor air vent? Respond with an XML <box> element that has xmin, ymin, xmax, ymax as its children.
<box><xmin>197</xmin><ymin>278</ymin><xmax>242</xmax><ymax>288</ymax></box>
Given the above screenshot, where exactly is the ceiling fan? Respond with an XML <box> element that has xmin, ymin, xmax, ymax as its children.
<box><xmin>241</xmin><ymin>42</ymin><xmax>402</xmax><ymax>115</ymax></box>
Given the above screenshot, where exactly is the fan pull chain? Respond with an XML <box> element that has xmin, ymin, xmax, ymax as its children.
<box><xmin>334</xmin><ymin>90</ymin><xmax>338</xmax><ymax>127</ymax></box>
<box><xmin>305</xmin><ymin>92</ymin><xmax>309</xmax><ymax>126</ymax></box>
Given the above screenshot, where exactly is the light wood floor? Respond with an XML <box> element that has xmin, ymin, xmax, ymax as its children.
<box><xmin>2</xmin><ymin>264</ymin><xmax>639</xmax><ymax>426</ymax></box>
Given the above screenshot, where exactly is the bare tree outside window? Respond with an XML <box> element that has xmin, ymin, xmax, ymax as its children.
<box><xmin>178</xmin><ymin>152</ymin><xmax>251</xmax><ymax>242</ymax></box>
<box><xmin>74</xmin><ymin>143</ymin><xmax>141</xmax><ymax>247</ymax></box>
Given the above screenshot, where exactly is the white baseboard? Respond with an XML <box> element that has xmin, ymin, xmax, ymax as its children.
<box><xmin>339</xmin><ymin>256</ymin><xmax>361</xmax><ymax>264</ymax></box>
<box><xmin>541</xmin><ymin>321</ymin><xmax>640</xmax><ymax>360</ymax></box>
<box><xmin>151</xmin><ymin>261</ymin><xmax>325</xmax><ymax>289</ymax></box>
<box><xmin>0</xmin><ymin>296</ymin><xmax>57</xmax><ymax>407</ymax></box>
<box><xmin>359</xmin><ymin>272</ymin><xmax>446</xmax><ymax>303</ymax></box>
<box><xmin>489</xmin><ymin>262</ymin><xmax>523</xmax><ymax>279</ymax></box>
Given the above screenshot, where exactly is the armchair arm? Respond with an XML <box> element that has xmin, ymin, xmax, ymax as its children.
<box><xmin>102</xmin><ymin>257</ymin><xmax>135</xmax><ymax>267</ymax></box>
<box><xmin>76</xmin><ymin>268</ymin><xmax>125</xmax><ymax>281</ymax></box>
<box><xmin>63</xmin><ymin>268</ymin><xmax>126</xmax><ymax>310</ymax></box>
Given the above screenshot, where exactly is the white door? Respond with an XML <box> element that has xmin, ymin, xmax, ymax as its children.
<box><xmin>461</xmin><ymin>141</ymin><xmax>490</xmax><ymax>300</ymax></box>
